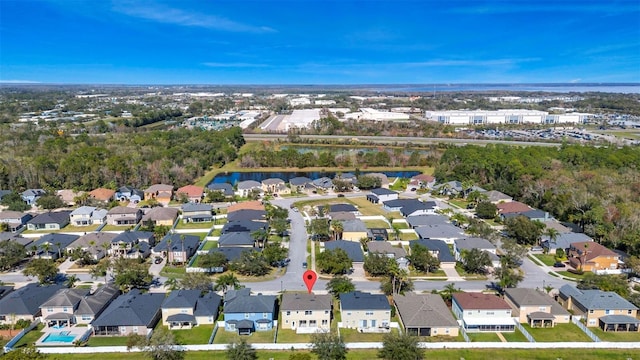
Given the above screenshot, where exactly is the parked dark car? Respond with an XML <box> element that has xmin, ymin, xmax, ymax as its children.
<box><xmin>302</xmin><ymin>261</ymin><xmax>308</xmax><ymax>269</ymax></box>
<box><xmin>553</xmin><ymin>262</ymin><xmax>565</xmax><ymax>268</ymax></box>
<box><xmin>337</xmin><ymin>194</ymin><xmax>345</xmax><ymax>197</ymax></box>
<box><xmin>154</xmin><ymin>257</ymin><xmax>163</xmax><ymax>264</ymax></box>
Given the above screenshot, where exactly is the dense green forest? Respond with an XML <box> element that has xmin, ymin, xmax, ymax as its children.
<box><xmin>0</xmin><ymin>127</ymin><xmax>244</xmax><ymax>191</ymax></box>
<box><xmin>434</xmin><ymin>144</ymin><xmax>640</xmax><ymax>255</ymax></box>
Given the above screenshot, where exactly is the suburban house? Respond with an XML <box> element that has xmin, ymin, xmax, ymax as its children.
<box><xmin>235</xmin><ymin>180</ymin><xmax>262</xmax><ymax>198</ymax></box>
<box><xmin>329</xmin><ymin>212</ymin><xmax>356</xmax><ymax>222</ymax></box>
<box><xmin>453</xmin><ymin>237</ymin><xmax>500</xmax><ymax>267</ymax></box>
<box><xmin>227</xmin><ymin>200</ymin><xmax>265</xmax><ymax>213</ymax></box>
<box><xmin>0</xmin><ymin>211</ymin><xmax>32</xmax><ymax>232</ymax></box>
<box><xmin>324</xmin><ymin>240</ymin><xmax>364</xmax><ymax>264</ymax></box>
<box><xmin>368</xmin><ymin>241</ymin><xmax>409</xmax><ymax>269</ymax></box>
<box><xmin>540</xmin><ymin>232</ymin><xmax>592</xmax><ymax>252</ymax></box>
<box><xmin>558</xmin><ymin>285</ymin><xmax>639</xmax><ymax>330</ymax></box>
<box><xmin>206</xmin><ymin>183</ymin><xmax>235</xmax><ymax>198</ymax></box>
<box><xmin>218</xmin><ymin>232</ymin><xmax>256</xmax><ymax>248</ymax></box>
<box><xmin>26</xmin><ymin>211</ymin><xmax>71</xmax><ymax>231</ymax></box>
<box><xmin>329</xmin><ymin>204</ymin><xmax>358</xmax><ymax>215</ymax></box>
<box><xmin>69</xmin><ymin>206</ymin><xmax>107</xmax><ymax>226</ymax></box>
<box><xmin>30</xmin><ymin>234</ymin><xmax>79</xmax><ymax>259</ymax></box>
<box><xmin>105</xmin><ymin>206</ymin><xmax>142</xmax><ymax>226</ymax></box>
<box><xmin>366</xmin><ymin>188</ymin><xmax>398</xmax><ymax>204</ymax></box>
<box><xmin>409</xmin><ymin>174</ymin><xmax>436</xmax><ymax>189</ymax></box>
<box><xmin>21</xmin><ymin>189</ymin><xmax>46</xmax><ymax>206</ymax></box>
<box><xmin>88</xmin><ymin>188</ymin><xmax>115</xmax><ymax>203</ymax></box>
<box><xmin>56</xmin><ymin>189</ymin><xmax>85</xmax><ymax>206</ymax></box>
<box><xmin>366</xmin><ymin>173</ymin><xmax>390</xmax><ymax>188</ymax></box>
<box><xmin>410</xmin><ymin>239</ymin><xmax>456</xmax><ymax>268</ymax></box>
<box><xmin>227</xmin><ymin>209</ymin><xmax>267</xmax><ymax>222</ymax></box>
<box><xmin>482</xmin><ymin>190</ymin><xmax>513</xmax><ymax>204</ymax></box>
<box><xmin>161</xmin><ymin>290</ymin><xmax>222</xmax><ymax>329</ymax></box>
<box><xmin>109</xmin><ymin>231</ymin><xmax>154</xmax><ymax>259</ymax></box>
<box><xmin>153</xmin><ymin>234</ymin><xmax>200</xmax><ymax>264</ymax></box>
<box><xmin>567</xmin><ymin>241</ymin><xmax>620</xmax><ymax>273</ymax></box>
<box><xmin>504</xmin><ymin>288</ymin><xmax>570</xmax><ymax>327</ymax></box>
<box><xmin>0</xmin><ymin>284</ymin><xmax>64</xmax><ymax>325</ymax></box>
<box><xmin>74</xmin><ymin>284</ymin><xmax>120</xmax><ymax>325</ymax></box>
<box><xmin>339</xmin><ymin>291</ymin><xmax>391</xmax><ymax>332</ymax></box>
<box><xmin>434</xmin><ymin>181</ymin><xmax>464</xmax><ymax>196</ymax></box>
<box><xmin>394</xmin><ymin>293</ymin><xmax>459</xmax><ymax>337</ymax></box>
<box><xmin>176</xmin><ymin>185</ymin><xmax>204</xmax><ymax>203</ymax></box>
<box><xmin>406</xmin><ymin>215</ymin><xmax>449</xmax><ymax>229</ymax></box>
<box><xmin>0</xmin><ymin>234</ymin><xmax>32</xmax><ymax>248</ymax></box>
<box><xmin>312</xmin><ymin>177</ymin><xmax>333</xmax><ymax>190</ymax></box>
<box><xmin>289</xmin><ymin>177</ymin><xmax>313</xmax><ymax>193</ymax></box>
<box><xmin>261</xmin><ymin>178</ymin><xmax>290</xmax><ymax>196</ymax></box>
<box><xmin>497</xmin><ymin>201</ymin><xmax>532</xmax><ymax>215</ymax></box>
<box><xmin>452</xmin><ymin>292</ymin><xmax>515</xmax><ymax>332</ymax></box>
<box><xmin>383</xmin><ymin>199</ymin><xmax>437</xmax><ymax>216</ymax></box>
<box><xmin>92</xmin><ymin>289</ymin><xmax>164</xmax><ymax>336</ymax></box>
<box><xmin>141</xmin><ymin>207</ymin><xmax>179</xmax><ymax>227</ymax></box>
<box><xmin>143</xmin><ymin>184</ymin><xmax>174</xmax><ymax>205</ymax></box>
<box><xmin>280</xmin><ymin>293</ymin><xmax>332</xmax><ymax>332</ymax></box>
<box><xmin>415</xmin><ymin>223</ymin><xmax>465</xmax><ymax>244</ymax></box>
<box><xmin>367</xmin><ymin>228</ymin><xmax>389</xmax><ymax>241</ymax></box>
<box><xmin>223</xmin><ymin>288</ymin><xmax>277</xmax><ymax>334</ymax></box>
<box><xmin>114</xmin><ymin>186</ymin><xmax>143</xmax><ymax>203</ymax></box>
<box><xmin>209</xmin><ymin>247</ymin><xmax>260</xmax><ymax>263</ymax></box>
<box><xmin>341</xmin><ymin>219</ymin><xmax>368</xmax><ymax>241</ymax></box>
<box><xmin>68</xmin><ymin>232</ymin><xmax>118</xmax><ymax>261</ymax></box>
<box><xmin>181</xmin><ymin>203</ymin><xmax>213</xmax><ymax>223</ymax></box>
<box><xmin>334</xmin><ymin>173</ymin><xmax>357</xmax><ymax>184</ymax></box>
<box><xmin>40</xmin><ymin>288</ymin><xmax>90</xmax><ymax>328</ymax></box>
<box><xmin>222</xmin><ymin>220</ymin><xmax>268</xmax><ymax>234</ymax></box>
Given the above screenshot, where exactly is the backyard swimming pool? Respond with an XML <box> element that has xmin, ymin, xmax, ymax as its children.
<box><xmin>41</xmin><ymin>331</ymin><xmax>76</xmax><ymax>343</ymax></box>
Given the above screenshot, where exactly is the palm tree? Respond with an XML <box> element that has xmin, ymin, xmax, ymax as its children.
<box><xmin>214</xmin><ymin>273</ymin><xmax>241</xmax><ymax>293</ymax></box>
<box><xmin>331</xmin><ymin>221</ymin><xmax>343</xmax><ymax>241</ymax></box>
<box><xmin>65</xmin><ymin>275</ymin><xmax>79</xmax><ymax>288</ymax></box>
<box><xmin>165</xmin><ymin>277</ymin><xmax>179</xmax><ymax>291</ymax></box>
<box><xmin>579</xmin><ymin>243</ymin><xmax>590</xmax><ymax>272</ymax></box>
<box><xmin>101</xmin><ymin>242</ymin><xmax>111</xmax><ymax>258</ymax></box>
<box><xmin>451</xmin><ymin>213</ymin><xmax>468</xmax><ymax>228</ymax></box>
<box><xmin>55</xmin><ymin>241</ymin><xmax>62</xmax><ymax>259</ymax></box>
<box><xmin>180</xmin><ymin>235</ymin><xmax>186</xmax><ymax>265</ymax></box>
<box><xmin>440</xmin><ymin>283</ymin><xmax>461</xmax><ymax>304</ymax></box>
<box><xmin>392</xmin><ymin>225</ymin><xmax>401</xmax><ymax>241</ymax></box>
<box><xmin>88</xmin><ymin>240</ymin><xmax>96</xmax><ymax>258</ymax></box>
<box><xmin>41</xmin><ymin>243</ymin><xmax>51</xmax><ymax>258</ymax></box>
<box><xmin>166</xmin><ymin>237</ymin><xmax>172</xmax><ymax>264</ymax></box>
<box><xmin>250</xmin><ymin>229</ymin><xmax>268</xmax><ymax>248</ymax></box>
<box><xmin>544</xmin><ymin>228</ymin><xmax>559</xmax><ymax>254</ymax></box>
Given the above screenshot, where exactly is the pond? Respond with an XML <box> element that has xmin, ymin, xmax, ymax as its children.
<box><xmin>209</xmin><ymin>170</ymin><xmax>422</xmax><ymax>185</ymax></box>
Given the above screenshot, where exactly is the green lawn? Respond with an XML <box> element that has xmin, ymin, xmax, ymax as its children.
<box><xmin>175</xmin><ymin>221</ymin><xmax>214</xmax><ymax>230</ymax></box>
<box><xmin>48</xmin><ymin>349</ymin><xmax>640</xmax><ymax>360</ymax></box>
<box><xmin>454</xmin><ymin>263</ymin><xmax>488</xmax><ymax>280</ymax></box>
<box><xmin>340</xmin><ymin>328</ymin><xmax>399</xmax><ymax>342</ymax></box>
<box><xmin>275</xmin><ymin>328</ymin><xmax>312</xmax><ymax>343</ymax></box>
<box><xmin>533</xmin><ymin>254</ymin><xmax>556</xmax><ymax>266</ymax></box>
<box><xmin>391</xmin><ymin>222</ymin><xmax>409</xmax><ymax>229</ymax></box>
<box><xmin>364</xmin><ymin>220</ymin><xmax>390</xmax><ymax>229</ymax></box>
<box><xmin>399</xmin><ymin>231</ymin><xmax>418</xmax><ymax>241</ymax></box>
<box><xmin>524</xmin><ymin>323</ymin><xmax>592</xmax><ymax>342</ymax></box>
<box><xmin>418</xmin><ymin>334</ymin><xmax>465</xmax><ymax>342</ymax></box>
<box><xmin>213</xmin><ymin>329</ymin><xmax>275</xmax><ymax>344</ymax></box>
<box><xmin>12</xmin><ymin>324</ymin><xmax>44</xmax><ymax>348</ymax></box>
<box><xmin>590</xmin><ymin>326</ymin><xmax>640</xmax><ymax>342</ymax></box>
<box><xmin>61</xmin><ymin>224</ymin><xmax>101</xmax><ymax>232</ymax></box>
<box><xmin>556</xmin><ymin>271</ymin><xmax>587</xmax><ymax>280</ymax></box>
<box><xmin>87</xmin><ymin>336</ymin><xmax>130</xmax><ymax>346</ymax></box>
<box><xmin>170</xmin><ymin>325</ymin><xmax>215</xmax><ymax>345</ymax></box>
<box><xmin>466</xmin><ymin>332</ymin><xmax>502</xmax><ymax>342</ymax></box>
<box><xmin>160</xmin><ymin>266</ymin><xmax>187</xmax><ymax>278</ymax></box>
<box><xmin>101</xmin><ymin>224</ymin><xmax>133</xmax><ymax>232</ymax></box>
<box><xmin>389</xmin><ymin>178</ymin><xmax>410</xmax><ymax>191</ymax></box>
<box><xmin>409</xmin><ymin>269</ymin><xmax>446</xmax><ymax>277</ymax></box>
<box><xmin>448</xmin><ymin>199</ymin><xmax>470</xmax><ymax>209</ymax></box>
<box><xmin>201</xmin><ymin>241</ymin><xmax>218</xmax><ymax>251</ymax></box>
<box><xmin>501</xmin><ymin>329</ymin><xmax>529</xmax><ymax>342</ymax></box>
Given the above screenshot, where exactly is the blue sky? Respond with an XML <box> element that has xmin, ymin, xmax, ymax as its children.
<box><xmin>1</xmin><ymin>0</ymin><xmax>639</xmax><ymax>84</ymax></box>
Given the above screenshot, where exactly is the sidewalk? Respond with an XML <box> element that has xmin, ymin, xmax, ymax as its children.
<box><xmin>57</xmin><ymin>258</ymin><xmax>75</xmax><ymax>274</ymax></box>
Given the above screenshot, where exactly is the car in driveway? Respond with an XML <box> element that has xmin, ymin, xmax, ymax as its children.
<box><xmin>154</xmin><ymin>257</ymin><xmax>163</xmax><ymax>264</ymax></box>
<box><xmin>553</xmin><ymin>262</ymin><xmax>566</xmax><ymax>268</ymax></box>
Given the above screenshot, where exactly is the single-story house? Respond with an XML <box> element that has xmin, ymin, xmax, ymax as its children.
<box><xmin>365</xmin><ymin>173</ymin><xmax>390</xmax><ymax>188</ymax></box>
<box><xmin>366</xmin><ymin>188</ymin><xmax>398</xmax><ymax>204</ymax></box>
<box><xmin>341</xmin><ymin>219</ymin><xmax>368</xmax><ymax>241</ymax></box>
<box><xmin>482</xmin><ymin>190</ymin><xmax>513</xmax><ymax>204</ymax></box>
<box><xmin>329</xmin><ymin>204</ymin><xmax>358</xmax><ymax>215</ymax></box>
<box><xmin>540</xmin><ymin>232</ymin><xmax>592</xmax><ymax>252</ymax></box>
<box><xmin>452</xmin><ymin>292</ymin><xmax>515</xmax><ymax>332</ymax></box>
<box><xmin>409</xmin><ymin>174</ymin><xmax>436</xmax><ymax>189</ymax></box>
<box><xmin>280</xmin><ymin>293</ymin><xmax>332</xmax><ymax>332</ymax></box>
<box><xmin>218</xmin><ymin>232</ymin><xmax>256</xmax><ymax>248</ymax></box>
<box><xmin>114</xmin><ymin>186</ymin><xmax>143</xmax><ymax>203</ymax></box>
<box><xmin>328</xmin><ymin>212</ymin><xmax>356</xmax><ymax>221</ymax></box>
<box><xmin>223</xmin><ymin>288</ymin><xmax>277</xmax><ymax>334</ymax></box>
<box><xmin>324</xmin><ymin>240</ymin><xmax>364</xmax><ymax>263</ymax></box>
<box><xmin>558</xmin><ymin>285</ymin><xmax>638</xmax><ymax>330</ymax></box>
<box><xmin>339</xmin><ymin>291</ymin><xmax>390</xmax><ymax>332</ymax></box>
<box><xmin>227</xmin><ymin>201</ymin><xmax>265</xmax><ymax>213</ymax></box>
<box><xmin>368</xmin><ymin>241</ymin><xmax>409</xmax><ymax>269</ymax></box>
<box><xmin>504</xmin><ymin>288</ymin><xmax>570</xmax><ymax>327</ymax></box>
<box><xmin>92</xmin><ymin>289</ymin><xmax>164</xmax><ymax>336</ymax></box>
<box><xmin>222</xmin><ymin>220</ymin><xmax>267</xmax><ymax>234</ymax></box>
<box><xmin>26</xmin><ymin>211</ymin><xmax>71</xmax><ymax>231</ymax></box>
<box><xmin>382</xmin><ymin>199</ymin><xmax>436</xmax><ymax>216</ymax></box>
<box><xmin>30</xmin><ymin>233</ymin><xmax>79</xmax><ymax>259</ymax></box>
<box><xmin>453</xmin><ymin>237</ymin><xmax>499</xmax><ymax>267</ymax></box>
<box><xmin>497</xmin><ymin>201</ymin><xmax>532</xmax><ymax>215</ymax></box>
<box><xmin>394</xmin><ymin>293</ymin><xmax>459</xmax><ymax>337</ymax></box>
<box><xmin>406</xmin><ymin>215</ymin><xmax>449</xmax><ymax>229</ymax></box>
<box><xmin>161</xmin><ymin>290</ymin><xmax>221</xmax><ymax>329</ymax></box>
<box><xmin>141</xmin><ymin>207</ymin><xmax>179</xmax><ymax>227</ymax></box>
<box><xmin>181</xmin><ymin>203</ymin><xmax>213</xmax><ymax>223</ymax></box>
<box><xmin>312</xmin><ymin>177</ymin><xmax>333</xmax><ymax>190</ymax></box>
<box><xmin>415</xmin><ymin>223</ymin><xmax>465</xmax><ymax>244</ymax></box>
<box><xmin>227</xmin><ymin>209</ymin><xmax>267</xmax><ymax>222</ymax></box>
<box><xmin>56</xmin><ymin>189</ymin><xmax>85</xmax><ymax>206</ymax></box>
<box><xmin>69</xmin><ymin>232</ymin><xmax>118</xmax><ymax>260</ymax></box>
<box><xmin>89</xmin><ymin>188</ymin><xmax>115</xmax><ymax>203</ymax></box>
<box><xmin>410</xmin><ymin>239</ymin><xmax>456</xmax><ymax>268</ymax></box>
<box><xmin>176</xmin><ymin>185</ymin><xmax>204</xmax><ymax>203</ymax></box>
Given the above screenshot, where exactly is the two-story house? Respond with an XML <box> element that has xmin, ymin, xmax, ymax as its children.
<box><xmin>206</xmin><ymin>183</ymin><xmax>234</xmax><ymax>199</ymax></box>
<box><xmin>30</xmin><ymin>234</ymin><xmax>79</xmax><ymax>260</ymax></box>
<box><xmin>109</xmin><ymin>231</ymin><xmax>154</xmax><ymax>259</ymax></box>
<box><xmin>181</xmin><ymin>203</ymin><xmax>213</xmax><ymax>223</ymax></box>
<box><xmin>105</xmin><ymin>206</ymin><xmax>142</xmax><ymax>226</ymax></box>
<box><xmin>69</xmin><ymin>232</ymin><xmax>118</xmax><ymax>261</ymax></box>
<box><xmin>40</xmin><ymin>288</ymin><xmax>90</xmax><ymax>328</ymax></box>
<box><xmin>504</xmin><ymin>288</ymin><xmax>570</xmax><ymax>328</ymax></box>
<box><xmin>339</xmin><ymin>291</ymin><xmax>391</xmax><ymax>332</ymax></box>
<box><xmin>452</xmin><ymin>292</ymin><xmax>515</xmax><ymax>332</ymax></box>
<box><xmin>114</xmin><ymin>186</ymin><xmax>143</xmax><ymax>203</ymax></box>
<box><xmin>0</xmin><ymin>211</ymin><xmax>32</xmax><ymax>232</ymax></box>
<box><xmin>0</xmin><ymin>284</ymin><xmax>64</xmax><ymax>325</ymax></box>
<box><xmin>223</xmin><ymin>288</ymin><xmax>276</xmax><ymax>334</ymax></box>
<box><xmin>74</xmin><ymin>284</ymin><xmax>120</xmax><ymax>325</ymax></box>
<box><xmin>261</xmin><ymin>178</ymin><xmax>290</xmax><ymax>196</ymax></box>
<box><xmin>153</xmin><ymin>234</ymin><xmax>200</xmax><ymax>264</ymax></box>
<box><xmin>558</xmin><ymin>285</ymin><xmax>639</xmax><ymax>331</ymax></box>
<box><xmin>176</xmin><ymin>185</ymin><xmax>204</xmax><ymax>203</ymax></box>
<box><xmin>143</xmin><ymin>184</ymin><xmax>174</xmax><ymax>205</ymax></box>
<box><xmin>280</xmin><ymin>293</ymin><xmax>332</xmax><ymax>332</ymax></box>
<box><xmin>21</xmin><ymin>189</ymin><xmax>46</xmax><ymax>206</ymax></box>
<box><xmin>161</xmin><ymin>290</ymin><xmax>221</xmax><ymax>329</ymax></box>
<box><xmin>26</xmin><ymin>211</ymin><xmax>71</xmax><ymax>231</ymax></box>
<box><xmin>235</xmin><ymin>180</ymin><xmax>262</xmax><ymax>198</ymax></box>
<box><xmin>141</xmin><ymin>207</ymin><xmax>179</xmax><ymax>227</ymax></box>
<box><xmin>92</xmin><ymin>289</ymin><xmax>164</xmax><ymax>336</ymax></box>
<box><xmin>69</xmin><ymin>206</ymin><xmax>107</xmax><ymax>226</ymax></box>
<box><xmin>289</xmin><ymin>177</ymin><xmax>313</xmax><ymax>193</ymax></box>
<box><xmin>567</xmin><ymin>241</ymin><xmax>620</xmax><ymax>273</ymax></box>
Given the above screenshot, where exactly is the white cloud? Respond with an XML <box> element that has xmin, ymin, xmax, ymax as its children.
<box><xmin>202</xmin><ymin>62</ymin><xmax>270</xmax><ymax>68</ymax></box>
<box><xmin>0</xmin><ymin>80</ymin><xmax>41</xmax><ymax>83</ymax></box>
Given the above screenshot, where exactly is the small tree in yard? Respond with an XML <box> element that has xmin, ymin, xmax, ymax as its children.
<box><xmin>226</xmin><ymin>338</ymin><xmax>257</xmax><ymax>360</ymax></box>
<box><xmin>316</xmin><ymin>248</ymin><xmax>352</xmax><ymax>275</ymax></box>
<box><xmin>23</xmin><ymin>259</ymin><xmax>58</xmax><ymax>284</ymax></box>
<box><xmin>128</xmin><ymin>326</ymin><xmax>184</xmax><ymax>360</ymax></box>
<box><xmin>363</xmin><ymin>252</ymin><xmax>391</xmax><ymax>277</ymax></box>
<box><xmin>475</xmin><ymin>201</ymin><xmax>498</xmax><ymax>219</ymax></box>
<box><xmin>326</xmin><ymin>275</ymin><xmax>355</xmax><ymax>298</ymax></box>
<box><xmin>408</xmin><ymin>244</ymin><xmax>440</xmax><ymax>273</ymax></box>
<box><xmin>378</xmin><ymin>332</ymin><xmax>424</xmax><ymax>360</ymax></box>
<box><xmin>461</xmin><ymin>248</ymin><xmax>492</xmax><ymax>274</ymax></box>
<box><xmin>504</xmin><ymin>215</ymin><xmax>545</xmax><ymax>245</ymax></box>
<box><xmin>310</xmin><ymin>332</ymin><xmax>348</xmax><ymax>360</ymax></box>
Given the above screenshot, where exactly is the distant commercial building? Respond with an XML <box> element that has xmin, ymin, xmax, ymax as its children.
<box><xmin>425</xmin><ymin>109</ymin><xmax>589</xmax><ymax>125</ymax></box>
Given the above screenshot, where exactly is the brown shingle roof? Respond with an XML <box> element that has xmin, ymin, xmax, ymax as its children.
<box><xmin>412</xmin><ymin>174</ymin><xmax>435</xmax><ymax>182</ymax></box>
<box><xmin>570</xmin><ymin>241</ymin><xmax>618</xmax><ymax>262</ymax></box>
<box><xmin>89</xmin><ymin>188</ymin><xmax>115</xmax><ymax>202</ymax></box>
<box><xmin>228</xmin><ymin>201</ymin><xmax>265</xmax><ymax>213</ymax></box>
<box><xmin>453</xmin><ymin>292</ymin><xmax>511</xmax><ymax>310</ymax></box>
<box><xmin>176</xmin><ymin>185</ymin><xmax>204</xmax><ymax>198</ymax></box>
<box><xmin>497</xmin><ymin>201</ymin><xmax>532</xmax><ymax>214</ymax></box>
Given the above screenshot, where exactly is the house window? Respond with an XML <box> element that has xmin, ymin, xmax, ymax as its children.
<box><xmin>263</xmin><ymin>313</ymin><xmax>268</xmax><ymax>319</ymax></box>
<box><xmin>589</xmin><ymin>310</ymin><xmax>594</xmax><ymax>314</ymax></box>
<box><xmin>299</xmin><ymin>320</ymin><xmax>307</xmax><ymax>327</ymax></box>
<box><xmin>321</xmin><ymin>320</ymin><xmax>328</xmax><ymax>326</ymax></box>
<box><xmin>346</xmin><ymin>312</ymin><xmax>351</xmax><ymax>316</ymax></box>
<box><xmin>445</xmin><ymin>328</ymin><xmax>450</xmax><ymax>334</ymax></box>
<box><xmin>244</xmin><ymin>313</ymin><xmax>250</xmax><ymax>318</ymax></box>
<box><xmin>120</xmin><ymin>327</ymin><xmax>126</xmax><ymax>333</ymax></box>
<box><xmin>181</xmin><ymin>309</ymin><xmax>189</xmax><ymax>313</ymax></box>
<box><xmin>81</xmin><ymin>315</ymin><xmax>92</xmax><ymax>321</ymax></box>
<box><xmin>486</xmin><ymin>312</ymin><xmax>494</xmax><ymax>315</ymax></box>
<box><xmin>325</xmin><ymin>310</ymin><xmax>329</xmax><ymax>314</ymax></box>
<box><xmin>538</xmin><ymin>307</ymin><xmax>546</xmax><ymax>311</ymax></box>
<box><xmin>365</xmin><ymin>312</ymin><xmax>373</xmax><ymax>316</ymax></box>
<box><xmin>47</xmin><ymin>308</ymin><xmax>53</xmax><ymax>312</ymax></box>
<box><xmin>133</xmin><ymin>326</ymin><xmax>138</xmax><ymax>333</ymax></box>
<box><xmin>605</xmin><ymin>310</ymin><xmax>612</xmax><ymax>315</ymax></box>
<box><xmin>305</xmin><ymin>311</ymin><xmax>312</xmax><ymax>316</ymax></box>
<box><xmin>310</xmin><ymin>320</ymin><xmax>317</xmax><ymax>327</ymax></box>
<box><xmin>228</xmin><ymin>323</ymin><xmax>236</xmax><ymax>330</ymax></box>
<box><xmin>286</xmin><ymin>311</ymin><xmax>291</xmax><ymax>316</ymax></box>
<box><xmin>629</xmin><ymin>310</ymin><xmax>633</xmax><ymax>315</ymax></box>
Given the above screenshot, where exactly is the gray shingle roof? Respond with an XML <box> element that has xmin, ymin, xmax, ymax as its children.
<box><xmin>154</xmin><ymin>234</ymin><xmax>200</xmax><ymax>253</ymax></box>
<box><xmin>0</xmin><ymin>284</ymin><xmax>64</xmax><ymax>316</ymax></box>
<box><xmin>222</xmin><ymin>220</ymin><xmax>267</xmax><ymax>234</ymax></box>
<box><xmin>41</xmin><ymin>288</ymin><xmax>90</xmax><ymax>308</ymax></box>
<box><xmin>75</xmin><ymin>284</ymin><xmax>119</xmax><ymax>316</ymax></box>
<box><xmin>209</xmin><ymin>247</ymin><xmax>260</xmax><ymax>261</ymax></box>
<box><xmin>325</xmin><ymin>240</ymin><xmax>364</xmax><ymax>262</ymax></box>
<box><xmin>560</xmin><ymin>285</ymin><xmax>638</xmax><ymax>311</ymax></box>
<box><xmin>92</xmin><ymin>289</ymin><xmax>164</xmax><ymax>327</ymax></box>
<box><xmin>32</xmin><ymin>234</ymin><xmax>79</xmax><ymax>256</ymax></box>
<box><xmin>329</xmin><ymin>204</ymin><xmax>357</xmax><ymax>213</ymax></box>
<box><xmin>454</xmin><ymin>237</ymin><xmax>495</xmax><ymax>250</ymax></box>
<box><xmin>111</xmin><ymin>231</ymin><xmax>154</xmax><ymax>244</ymax></box>
<box><xmin>281</xmin><ymin>293</ymin><xmax>332</xmax><ymax>311</ymax></box>
<box><xmin>290</xmin><ymin>177</ymin><xmax>312</xmax><ymax>186</ymax></box>
<box><xmin>206</xmin><ymin>183</ymin><xmax>234</xmax><ymax>196</ymax></box>
<box><xmin>342</xmin><ymin>219</ymin><xmax>367</xmax><ymax>233</ymax></box>
<box><xmin>181</xmin><ymin>203</ymin><xmax>213</xmax><ymax>213</ymax></box>
<box><xmin>218</xmin><ymin>232</ymin><xmax>255</xmax><ymax>247</ymax></box>
<box><xmin>599</xmin><ymin>315</ymin><xmax>640</xmax><ymax>324</ymax></box>
<box><xmin>370</xmin><ymin>188</ymin><xmax>397</xmax><ymax>196</ymax></box>
<box><xmin>194</xmin><ymin>292</ymin><xmax>222</xmax><ymax>317</ymax></box>
<box><xmin>163</xmin><ymin>289</ymin><xmax>201</xmax><ymax>309</ymax></box>
<box><xmin>340</xmin><ymin>291</ymin><xmax>389</xmax><ymax>311</ymax></box>
<box><xmin>141</xmin><ymin>207</ymin><xmax>179</xmax><ymax>222</ymax></box>
<box><xmin>28</xmin><ymin>211</ymin><xmax>71</xmax><ymax>226</ymax></box>
<box><xmin>541</xmin><ymin>232</ymin><xmax>592</xmax><ymax>250</ymax></box>
<box><xmin>223</xmin><ymin>288</ymin><xmax>276</xmax><ymax>314</ymax></box>
<box><xmin>410</xmin><ymin>239</ymin><xmax>455</xmax><ymax>263</ymax></box>
<box><xmin>394</xmin><ymin>293</ymin><xmax>458</xmax><ymax>328</ymax></box>
<box><xmin>406</xmin><ymin>215</ymin><xmax>449</xmax><ymax>228</ymax></box>
<box><xmin>368</xmin><ymin>242</ymin><xmax>407</xmax><ymax>258</ymax></box>
<box><xmin>415</xmin><ymin>224</ymin><xmax>464</xmax><ymax>240</ymax></box>
<box><xmin>504</xmin><ymin>288</ymin><xmax>559</xmax><ymax>307</ymax></box>
<box><xmin>227</xmin><ymin>209</ymin><xmax>267</xmax><ymax>222</ymax></box>
<box><xmin>237</xmin><ymin>180</ymin><xmax>262</xmax><ymax>190</ymax></box>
